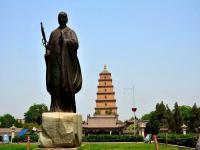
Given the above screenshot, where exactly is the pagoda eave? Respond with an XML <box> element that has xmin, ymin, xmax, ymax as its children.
<box><xmin>97</xmin><ymin>85</ymin><xmax>113</xmax><ymax>88</ymax></box>
<box><xmin>96</xmin><ymin>99</ymin><xmax>116</xmax><ymax>102</ymax></box>
<box><xmin>95</xmin><ymin>107</ymin><xmax>117</xmax><ymax>110</ymax></box>
<box><xmin>98</xmin><ymin>79</ymin><xmax>112</xmax><ymax>82</ymax></box>
<box><xmin>99</xmin><ymin>73</ymin><xmax>111</xmax><ymax>75</ymax></box>
<box><xmin>97</xmin><ymin>92</ymin><xmax>115</xmax><ymax>95</ymax></box>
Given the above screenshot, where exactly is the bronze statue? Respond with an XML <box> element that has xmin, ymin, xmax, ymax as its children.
<box><xmin>41</xmin><ymin>11</ymin><xmax>82</xmax><ymax>113</ymax></box>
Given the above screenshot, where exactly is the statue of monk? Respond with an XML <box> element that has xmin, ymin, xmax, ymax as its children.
<box><xmin>45</xmin><ymin>11</ymin><xmax>82</xmax><ymax>113</ymax></box>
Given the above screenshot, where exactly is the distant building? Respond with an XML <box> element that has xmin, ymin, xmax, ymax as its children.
<box><xmin>0</xmin><ymin>126</ymin><xmax>22</xmax><ymax>141</ymax></box>
<box><xmin>83</xmin><ymin>65</ymin><xmax>124</xmax><ymax>135</ymax></box>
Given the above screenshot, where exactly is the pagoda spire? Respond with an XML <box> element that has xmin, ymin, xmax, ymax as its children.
<box><xmin>104</xmin><ymin>64</ymin><xmax>107</xmax><ymax>69</ymax></box>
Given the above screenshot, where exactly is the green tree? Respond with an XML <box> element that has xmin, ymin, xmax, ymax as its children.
<box><xmin>23</xmin><ymin>122</ymin><xmax>41</xmax><ymax>130</ymax></box>
<box><xmin>145</xmin><ymin>112</ymin><xmax>159</xmax><ymax>134</ymax></box>
<box><xmin>145</xmin><ymin>101</ymin><xmax>168</xmax><ymax>134</ymax></box>
<box><xmin>166</xmin><ymin>104</ymin><xmax>175</xmax><ymax>132</ymax></box>
<box><xmin>0</xmin><ymin>114</ymin><xmax>16</xmax><ymax>128</ymax></box>
<box><xmin>155</xmin><ymin>101</ymin><xmax>168</xmax><ymax>128</ymax></box>
<box><xmin>14</xmin><ymin>119</ymin><xmax>23</xmax><ymax>128</ymax></box>
<box><xmin>173</xmin><ymin>102</ymin><xmax>183</xmax><ymax>133</ymax></box>
<box><xmin>24</xmin><ymin>103</ymin><xmax>48</xmax><ymax>125</ymax></box>
<box><xmin>141</xmin><ymin>111</ymin><xmax>154</xmax><ymax>120</ymax></box>
<box><xmin>127</xmin><ymin>124</ymin><xmax>135</xmax><ymax>131</ymax></box>
<box><xmin>189</xmin><ymin>103</ymin><xmax>200</xmax><ymax>132</ymax></box>
<box><xmin>179</xmin><ymin>105</ymin><xmax>192</xmax><ymax>126</ymax></box>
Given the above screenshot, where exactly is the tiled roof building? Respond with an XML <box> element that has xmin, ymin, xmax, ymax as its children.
<box><xmin>0</xmin><ymin>127</ymin><xmax>22</xmax><ymax>137</ymax></box>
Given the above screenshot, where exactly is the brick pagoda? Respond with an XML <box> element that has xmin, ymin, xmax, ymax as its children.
<box><xmin>95</xmin><ymin>65</ymin><xmax>117</xmax><ymax>116</ymax></box>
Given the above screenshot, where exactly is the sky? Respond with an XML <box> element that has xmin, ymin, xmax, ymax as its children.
<box><xmin>0</xmin><ymin>0</ymin><xmax>200</xmax><ymax>121</ymax></box>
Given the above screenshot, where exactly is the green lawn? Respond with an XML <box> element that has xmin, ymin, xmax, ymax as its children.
<box><xmin>0</xmin><ymin>143</ymin><xmax>180</xmax><ymax>150</ymax></box>
<box><xmin>78</xmin><ymin>143</ymin><xmax>179</xmax><ymax>150</ymax></box>
<box><xmin>0</xmin><ymin>143</ymin><xmax>38</xmax><ymax>150</ymax></box>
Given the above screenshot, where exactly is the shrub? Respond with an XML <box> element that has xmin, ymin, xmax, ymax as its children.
<box><xmin>82</xmin><ymin>134</ymin><xmax>143</xmax><ymax>142</ymax></box>
<box><xmin>157</xmin><ymin>133</ymin><xmax>197</xmax><ymax>148</ymax></box>
<box><xmin>12</xmin><ymin>135</ymin><xmax>26</xmax><ymax>142</ymax></box>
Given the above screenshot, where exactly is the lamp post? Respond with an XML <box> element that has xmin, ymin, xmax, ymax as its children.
<box><xmin>132</xmin><ymin>107</ymin><xmax>137</xmax><ymax>136</ymax></box>
<box><xmin>124</xmin><ymin>87</ymin><xmax>137</xmax><ymax>136</ymax></box>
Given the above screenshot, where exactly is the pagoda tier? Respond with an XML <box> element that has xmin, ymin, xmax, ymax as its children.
<box><xmin>94</xmin><ymin>65</ymin><xmax>118</xmax><ymax>116</ymax></box>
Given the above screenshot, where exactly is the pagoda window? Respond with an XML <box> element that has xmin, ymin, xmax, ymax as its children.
<box><xmin>105</xmin><ymin>96</ymin><xmax>107</xmax><ymax>99</ymax></box>
<box><xmin>105</xmin><ymin>103</ymin><xmax>107</xmax><ymax>106</ymax></box>
<box><xmin>105</xmin><ymin>89</ymin><xmax>107</xmax><ymax>92</ymax></box>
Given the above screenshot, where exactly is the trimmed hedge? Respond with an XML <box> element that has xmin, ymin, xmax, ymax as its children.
<box><xmin>12</xmin><ymin>135</ymin><xmax>26</xmax><ymax>142</ymax></box>
<box><xmin>157</xmin><ymin>133</ymin><xmax>197</xmax><ymax>148</ymax></box>
<box><xmin>12</xmin><ymin>134</ymin><xmax>38</xmax><ymax>143</ymax></box>
<box><xmin>82</xmin><ymin>134</ymin><xmax>143</xmax><ymax>142</ymax></box>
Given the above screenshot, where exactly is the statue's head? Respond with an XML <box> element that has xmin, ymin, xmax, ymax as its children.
<box><xmin>58</xmin><ymin>11</ymin><xmax>68</xmax><ymax>27</ymax></box>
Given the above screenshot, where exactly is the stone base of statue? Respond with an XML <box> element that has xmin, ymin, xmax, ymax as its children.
<box><xmin>38</xmin><ymin>112</ymin><xmax>82</xmax><ymax>148</ymax></box>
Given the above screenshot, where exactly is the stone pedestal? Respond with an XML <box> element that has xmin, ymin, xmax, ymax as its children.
<box><xmin>39</xmin><ymin>112</ymin><xmax>82</xmax><ymax>148</ymax></box>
